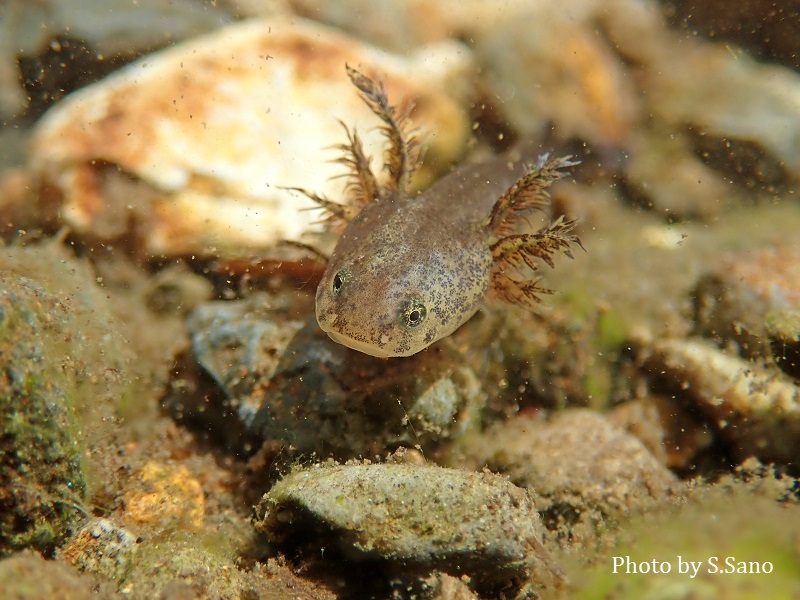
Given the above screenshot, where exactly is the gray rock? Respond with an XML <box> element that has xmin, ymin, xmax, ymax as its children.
<box><xmin>182</xmin><ymin>293</ymin><xmax>484</xmax><ymax>458</ymax></box>
<box><xmin>256</xmin><ymin>462</ymin><xmax>560</xmax><ymax>598</ymax></box>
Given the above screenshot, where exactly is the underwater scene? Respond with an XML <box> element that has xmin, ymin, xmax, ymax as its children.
<box><xmin>0</xmin><ymin>1</ymin><xmax>799</xmax><ymax>598</ymax></box>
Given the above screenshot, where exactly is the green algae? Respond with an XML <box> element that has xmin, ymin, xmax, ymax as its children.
<box><xmin>566</xmin><ymin>484</ymin><xmax>800</xmax><ymax>599</ymax></box>
<box><xmin>0</xmin><ymin>242</ymin><xmax>153</xmax><ymax>556</ymax></box>
<box><xmin>0</xmin><ymin>278</ymin><xmax>88</xmax><ymax>555</ymax></box>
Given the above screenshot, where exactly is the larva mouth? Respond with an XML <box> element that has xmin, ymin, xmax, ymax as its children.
<box><xmin>325</xmin><ymin>330</ymin><xmax>394</xmax><ymax>358</ymax></box>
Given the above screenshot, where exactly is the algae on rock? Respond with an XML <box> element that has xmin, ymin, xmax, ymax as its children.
<box><xmin>0</xmin><ymin>242</ymin><xmax>149</xmax><ymax>556</ymax></box>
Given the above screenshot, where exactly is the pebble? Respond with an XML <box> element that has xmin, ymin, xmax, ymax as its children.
<box><xmin>60</xmin><ymin>518</ymin><xmax>138</xmax><ymax>582</ymax></box>
<box><xmin>256</xmin><ymin>462</ymin><xmax>559</xmax><ymax>598</ymax></box>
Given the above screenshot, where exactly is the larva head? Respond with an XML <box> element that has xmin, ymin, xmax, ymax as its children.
<box><xmin>315</xmin><ymin>222</ymin><xmax>491</xmax><ymax>358</ymax></box>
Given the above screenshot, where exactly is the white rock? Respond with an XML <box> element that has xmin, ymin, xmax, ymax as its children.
<box><xmin>29</xmin><ymin>17</ymin><xmax>473</xmax><ymax>256</ymax></box>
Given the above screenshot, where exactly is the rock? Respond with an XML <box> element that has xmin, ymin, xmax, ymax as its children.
<box><xmin>566</xmin><ymin>482</ymin><xmax>800</xmax><ymax>599</ymax></box>
<box><xmin>644</xmin><ymin>38</ymin><xmax>800</xmax><ymax>180</ymax></box>
<box><xmin>426</xmin><ymin>572</ymin><xmax>480</xmax><ymax>600</ymax></box>
<box><xmin>619</xmin><ymin>129</ymin><xmax>731</xmax><ymax>220</ymax></box>
<box><xmin>477</xmin><ymin>0</ymin><xmax>641</xmax><ymax>148</ymax></box>
<box><xmin>26</xmin><ymin>17</ymin><xmax>473</xmax><ymax>256</ymax></box>
<box><xmin>692</xmin><ymin>244</ymin><xmax>800</xmax><ymax>358</ymax></box>
<box><xmin>0</xmin><ymin>0</ymin><xmax>234</xmax><ymax>119</ymax></box>
<box><xmin>60</xmin><ymin>518</ymin><xmax>138</xmax><ymax>582</ymax></box>
<box><xmin>121</xmin><ymin>462</ymin><xmax>205</xmax><ymax>529</ymax></box>
<box><xmin>177</xmin><ymin>292</ymin><xmax>485</xmax><ymax>458</ymax></box>
<box><xmin>256</xmin><ymin>462</ymin><xmax>560</xmax><ymax>598</ymax></box>
<box><xmin>0</xmin><ymin>270</ymin><xmax>88</xmax><ymax>555</ymax></box>
<box><xmin>663</xmin><ymin>0</ymin><xmax>800</xmax><ymax>73</ymax></box>
<box><xmin>0</xmin><ymin>551</ymin><xmax>98</xmax><ymax>599</ymax></box>
<box><xmin>609</xmin><ymin>397</ymin><xmax>714</xmax><ymax>472</ymax></box>
<box><xmin>474</xmin><ymin>0</ymin><xmax>800</xmax><ymax>214</ymax></box>
<box><xmin>766</xmin><ymin>310</ymin><xmax>800</xmax><ymax>380</ymax></box>
<box><xmin>285</xmin><ymin>0</ymin><xmax>531</xmax><ymax>52</ymax></box>
<box><xmin>636</xmin><ymin>336</ymin><xmax>800</xmax><ymax>465</ymax></box>
<box><xmin>143</xmin><ymin>264</ymin><xmax>214</xmax><ymax>316</ymax></box>
<box><xmin>607</xmin><ymin>398</ymin><xmax>669</xmax><ymax>466</ymax></box>
<box><xmin>453</xmin><ymin>410</ymin><xmax>677</xmax><ymax>537</ymax></box>
<box><xmin>0</xmin><ymin>241</ymin><xmax>145</xmax><ymax>556</ymax></box>
<box><xmin>626</xmin><ymin>244</ymin><xmax>800</xmax><ymax>467</ymax></box>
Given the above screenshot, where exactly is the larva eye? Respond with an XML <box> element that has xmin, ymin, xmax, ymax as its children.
<box><xmin>401</xmin><ymin>300</ymin><xmax>427</xmax><ymax>328</ymax></box>
<box><xmin>332</xmin><ymin>270</ymin><xmax>346</xmax><ymax>295</ymax></box>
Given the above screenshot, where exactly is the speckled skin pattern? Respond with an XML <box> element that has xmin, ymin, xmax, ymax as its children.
<box><xmin>316</xmin><ymin>157</ymin><xmax>531</xmax><ymax>358</ymax></box>
<box><xmin>309</xmin><ymin>68</ymin><xmax>581</xmax><ymax>358</ymax></box>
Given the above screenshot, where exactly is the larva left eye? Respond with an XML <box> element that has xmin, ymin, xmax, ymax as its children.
<box><xmin>332</xmin><ymin>270</ymin><xmax>346</xmax><ymax>295</ymax></box>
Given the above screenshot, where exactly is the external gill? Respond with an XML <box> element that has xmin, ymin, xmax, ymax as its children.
<box><xmin>487</xmin><ymin>155</ymin><xmax>584</xmax><ymax>308</ymax></box>
<box><xmin>345</xmin><ymin>64</ymin><xmax>422</xmax><ymax>196</ymax></box>
<box><xmin>284</xmin><ymin>66</ymin><xmax>421</xmax><ymax>231</ymax></box>
<box><xmin>280</xmin><ymin>186</ymin><xmax>357</xmax><ymax>232</ymax></box>
<box><xmin>485</xmin><ymin>154</ymin><xmax>580</xmax><ymax>236</ymax></box>
<box><xmin>329</xmin><ymin>119</ymin><xmax>379</xmax><ymax>209</ymax></box>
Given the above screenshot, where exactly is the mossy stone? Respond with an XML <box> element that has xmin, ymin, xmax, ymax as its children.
<box><xmin>0</xmin><ymin>278</ymin><xmax>87</xmax><ymax>556</ymax></box>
